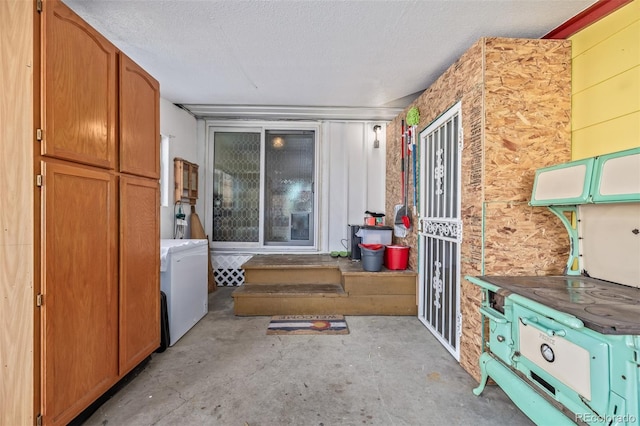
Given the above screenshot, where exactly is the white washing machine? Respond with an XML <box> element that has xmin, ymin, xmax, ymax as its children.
<box><xmin>160</xmin><ymin>239</ymin><xmax>208</xmax><ymax>346</ymax></box>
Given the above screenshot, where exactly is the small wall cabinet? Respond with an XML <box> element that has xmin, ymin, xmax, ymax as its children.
<box><xmin>174</xmin><ymin>158</ymin><xmax>199</xmax><ymax>204</ymax></box>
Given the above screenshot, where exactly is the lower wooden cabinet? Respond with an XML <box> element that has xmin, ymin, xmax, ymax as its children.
<box><xmin>40</xmin><ymin>162</ymin><xmax>160</xmax><ymax>426</ymax></box>
<box><xmin>119</xmin><ymin>175</ymin><xmax>160</xmax><ymax>374</ymax></box>
<box><xmin>41</xmin><ymin>161</ymin><xmax>119</xmax><ymax>425</ymax></box>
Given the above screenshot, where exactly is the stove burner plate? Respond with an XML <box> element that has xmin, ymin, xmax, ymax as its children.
<box><xmin>478</xmin><ymin>275</ymin><xmax>640</xmax><ymax>335</ymax></box>
<box><xmin>532</xmin><ymin>288</ymin><xmax>597</xmax><ymax>305</ymax></box>
<box><xmin>483</xmin><ymin>276</ymin><xmax>597</xmax><ymax>289</ymax></box>
<box><xmin>585</xmin><ymin>289</ymin><xmax>637</xmax><ymax>304</ymax></box>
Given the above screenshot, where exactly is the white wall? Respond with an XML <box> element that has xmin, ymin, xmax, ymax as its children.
<box><xmin>324</xmin><ymin>121</ymin><xmax>386</xmax><ymax>252</ymax></box>
<box><xmin>159</xmin><ymin>98</ymin><xmax>199</xmax><ymax>238</ymax></box>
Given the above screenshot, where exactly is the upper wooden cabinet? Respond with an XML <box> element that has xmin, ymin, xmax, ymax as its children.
<box><xmin>174</xmin><ymin>158</ymin><xmax>199</xmax><ymax>204</ymax></box>
<box><xmin>119</xmin><ymin>54</ymin><xmax>160</xmax><ymax>178</ymax></box>
<box><xmin>41</xmin><ymin>0</ymin><xmax>117</xmax><ymax>169</ymax></box>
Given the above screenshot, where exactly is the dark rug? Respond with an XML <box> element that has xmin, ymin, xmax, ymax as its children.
<box><xmin>266</xmin><ymin>315</ymin><xmax>349</xmax><ymax>335</ymax></box>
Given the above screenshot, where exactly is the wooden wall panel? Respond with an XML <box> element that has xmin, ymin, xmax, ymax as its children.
<box><xmin>483</xmin><ymin>202</ymin><xmax>569</xmax><ymax>276</ymax></box>
<box><xmin>0</xmin><ymin>1</ymin><xmax>35</xmax><ymax>424</ymax></box>
<box><xmin>385</xmin><ymin>39</ymin><xmax>484</xmax><ymax>272</ymax></box>
<box><xmin>386</xmin><ymin>37</ymin><xmax>572</xmax><ymax>382</ymax></box>
<box><xmin>483</xmin><ymin>38</ymin><xmax>572</xmax><ymax>203</ymax></box>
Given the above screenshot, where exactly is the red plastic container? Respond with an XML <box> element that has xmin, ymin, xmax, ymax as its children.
<box><xmin>359</xmin><ymin>243</ymin><xmax>384</xmax><ymax>251</ymax></box>
<box><xmin>384</xmin><ymin>245</ymin><xmax>410</xmax><ymax>270</ymax></box>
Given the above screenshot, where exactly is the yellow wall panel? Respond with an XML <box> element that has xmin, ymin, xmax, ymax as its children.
<box><xmin>572</xmin><ymin>21</ymin><xmax>640</xmax><ymax>92</ymax></box>
<box><xmin>570</xmin><ymin>0</ymin><xmax>640</xmax><ymax>159</ymax></box>
<box><xmin>571</xmin><ymin>0</ymin><xmax>639</xmax><ymax>56</ymax></box>
<box><xmin>572</xmin><ymin>111</ymin><xmax>640</xmax><ymax>159</ymax></box>
<box><xmin>572</xmin><ymin>66</ymin><xmax>640</xmax><ymax>128</ymax></box>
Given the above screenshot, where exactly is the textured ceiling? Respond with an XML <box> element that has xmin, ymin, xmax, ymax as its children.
<box><xmin>63</xmin><ymin>0</ymin><xmax>596</xmax><ymax>118</ymax></box>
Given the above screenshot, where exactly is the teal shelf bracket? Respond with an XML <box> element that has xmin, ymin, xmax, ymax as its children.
<box><xmin>547</xmin><ymin>206</ymin><xmax>581</xmax><ymax>276</ymax></box>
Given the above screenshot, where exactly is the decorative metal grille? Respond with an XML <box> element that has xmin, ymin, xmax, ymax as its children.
<box><xmin>420</xmin><ymin>218</ymin><xmax>462</xmax><ymax>242</ymax></box>
<box><xmin>264</xmin><ymin>131</ymin><xmax>315</xmax><ymax>246</ymax></box>
<box><xmin>212</xmin><ymin>254</ymin><xmax>254</xmax><ymax>286</ymax></box>
<box><xmin>418</xmin><ymin>102</ymin><xmax>463</xmax><ymax>361</ymax></box>
<box><xmin>213</xmin><ymin>132</ymin><xmax>261</xmax><ymax>242</ymax></box>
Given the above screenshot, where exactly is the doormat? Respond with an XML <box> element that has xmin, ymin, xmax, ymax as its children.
<box><xmin>266</xmin><ymin>315</ymin><xmax>349</xmax><ymax>335</ymax></box>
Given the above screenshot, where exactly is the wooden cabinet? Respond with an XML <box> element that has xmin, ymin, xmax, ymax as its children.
<box><xmin>174</xmin><ymin>157</ymin><xmax>199</xmax><ymax>204</ymax></box>
<box><xmin>0</xmin><ymin>1</ymin><xmax>160</xmax><ymax>424</ymax></box>
<box><xmin>41</xmin><ymin>0</ymin><xmax>117</xmax><ymax>169</ymax></box>
<box><xmin>40</xmin><ymin>161</ymin><xmax>119</xmax><ymax>424</ymax></box>
<box><xmin>119</xmin><ymin>53</ymin><xmax>160</xmax><ymax>178</ymax></box>
<box><xmin>119</xmin><ymin>175</ymin><xmax>160</xmax><ymax>373</ymax></box>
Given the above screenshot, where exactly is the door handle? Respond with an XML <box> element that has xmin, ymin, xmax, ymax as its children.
<box><xmin>520</xmin><ymin>317</ymin><xmax>566</xmax><ymax>337</ymax></box>
<box><xmin>479</xmin><ymin>307</ymin><xmax>507</xmax><ymax>324</ymax></box>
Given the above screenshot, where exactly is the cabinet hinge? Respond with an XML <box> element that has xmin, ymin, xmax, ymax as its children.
<box><xmin>36</xmin><ymin>414</ymin><xmax>42</xmax><ymax>426</ymax></box>
<box><xmin>36</xmin><ymin>128</ymin><xmax>43</xmax><ymax>141</ymax></box>
<box><xmin>36</xmin><ymin>294</ymin><xmax>43</xmax><ymax>307</ymax></box>
<box><xmin>36</xmin><ymin>175</ymin><xmax>43</xmax><ymax>187</ymax></box>
<box><xmin>36</xmin><ymin>0</ymin><xmax>42</xmax><ymax>13</ymax></box>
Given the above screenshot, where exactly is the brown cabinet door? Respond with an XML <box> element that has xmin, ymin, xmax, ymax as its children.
<box><xmin>42</xmin><ymin>0</ymin><xmax>117</xmax><ymax>169</ymax></box>
<box><xmin>119</xmin><ymin>175</ymin><xmax>160</xmax><ymax>374</ymax></box>
<box><xmin>119</xmin><ymin>53</ymin><xmax>160</xmax><ymax>178</ymax></box>
<box><xmin>40</xmin><ymin>161</ymin><xmax>118</xmax><ymax>426</ymax></box>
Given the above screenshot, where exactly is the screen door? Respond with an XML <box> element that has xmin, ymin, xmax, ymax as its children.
<box><xmin>418</xmin><ymin>102</ymin><xmax>462</xmax><ymax>360</ymax></box>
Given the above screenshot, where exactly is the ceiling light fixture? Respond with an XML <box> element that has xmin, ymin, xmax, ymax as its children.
<box><xmin>272</xmin><ymin>136</ymin><xmax>284</xmax><ymax>149</ymax></box>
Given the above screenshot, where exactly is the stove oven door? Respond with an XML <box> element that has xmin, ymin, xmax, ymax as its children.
<box><xmin>482</xmin><ymin>291</ymin><xmax>514</xmax><ymax>365</ymax></box>
<box><xmin>512</xmin><ymin>303</ymin><xmax>610</xmax><ymax>418</ymax></box>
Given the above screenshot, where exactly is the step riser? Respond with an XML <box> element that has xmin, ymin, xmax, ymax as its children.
<box><xmin>234</xmin><ymin>295</ymin><xmax>417</xmax><ymax>316</ymax></box>
<box><xmin>343</xmin><ymin>276</ymin><xmax>416</xmax><ymax>295</ymax></box>
<box><xmin>236</xmin><ymin>254</ymin><xmax>418</xmax><ymax>316</ymax></box>
<box><xmin>244</xmin><ymin>268</ymin><xmax>341</xmax><ymax>285</ymax></box>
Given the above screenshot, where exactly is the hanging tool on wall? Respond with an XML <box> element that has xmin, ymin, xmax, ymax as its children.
<box><xmin>395</xmin><ymin>120</ymin><xmax>409</xmax><ymax>235</ymax></box>
<box><xmin>403</xmin><ymin>127</ymin><xmax>412</xmax><ymax>230</ymax></box>
<box><xmin>406</xmin><ymin>107</ymin><xmax>420</xmax><ymax>215</ymax></box>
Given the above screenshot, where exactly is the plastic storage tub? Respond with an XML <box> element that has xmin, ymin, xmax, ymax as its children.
<box><xmin>384</xmin><ymin>245</ymin><xmax>410</xmax><ymax>270</ymax></box>
<box><xmin>359</xmin><ymin>243</ymin><xmax>385</xmax><ymax>272</ymax></box>
<box><xmin>356</xmin><ymin>226</ymin><xmax>392</xmax><ymax>245</ymax></box>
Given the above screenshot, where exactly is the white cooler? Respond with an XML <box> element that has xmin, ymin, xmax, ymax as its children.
<box><xmin>160</xmin><ymin>239</ymin><xmax>208</xmax><ymax>346</ymax></box>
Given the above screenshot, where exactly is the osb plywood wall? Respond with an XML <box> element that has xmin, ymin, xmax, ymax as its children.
<box><xmin>386</xmin><ymin>37</ymin><xmax>572</xmax><ymax>381</ymax></box>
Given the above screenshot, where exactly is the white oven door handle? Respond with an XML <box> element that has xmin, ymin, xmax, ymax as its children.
<box><xmin>509</xmin><ymin>294</ymin><xmax>584</xmax><ymax>329</ymax></box>
<box><xmin>520</xmin><ymin>317</ymin><xmax>567</xmax><ymax>337</ymax></box>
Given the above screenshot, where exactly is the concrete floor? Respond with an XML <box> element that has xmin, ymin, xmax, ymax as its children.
<box><xmin>84</xmin><ymin>287</ymin><xmax>533</xmax><ymax>426</ymax></box>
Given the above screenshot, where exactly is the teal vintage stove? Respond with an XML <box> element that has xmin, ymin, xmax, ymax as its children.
<box><xmin>467</xmin><ymin>147</ymin><xmax>640</xmax><ymax>426</ymax></box>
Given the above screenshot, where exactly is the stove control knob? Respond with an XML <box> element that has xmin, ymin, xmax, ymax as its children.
<box><xmin>540</xmin><ymin>344</ymin><xmax>555</xmax><ymax>362</ymax></box>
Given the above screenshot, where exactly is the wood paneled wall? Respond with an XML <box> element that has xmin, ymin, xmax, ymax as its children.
<box><xmin>1</xmin><ymin>1</ymin><xmax>35</xmax><ymax>423</ymax></box>
<box><xmin>386</xmin><ymin>37</ymin><xmax>572</xmax><ymax>380</ymax></box>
